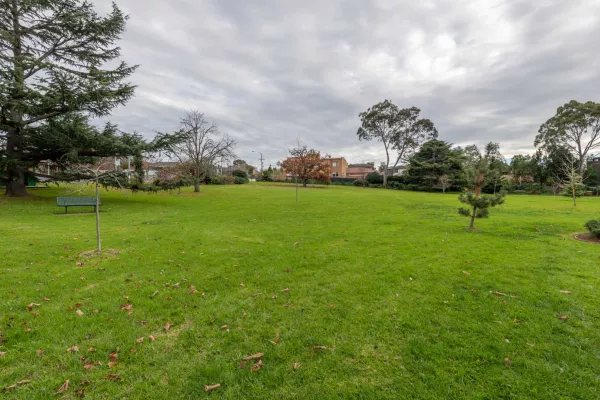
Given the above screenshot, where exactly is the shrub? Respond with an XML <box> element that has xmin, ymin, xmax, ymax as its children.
<box><xmin>366</xmin><ymin>172</ymin><xmax>383</xmax><ymax>185</ymax></box>
<box><xmin>584</xmin><ymin>191</ymin><xmax>594</xmax><ymax>196</ymax></box>
<box><xmin>233</xmin><ymin>176</ymin><xmax>248</xmax><ymax>184</ymax></box>
<box><xmin>513</xmin><ymin>190</ymin><xmax>527</xmax><ymax>195</ymax></box>
<box><xmin>388</xmin><ymin>181</ymin><xmax>405</xmax><ymax>190</ymax></box>
<box><xmin>585</xmin><ymin>220</ymin><xmax>600</xmax><ymax>237</ymax></box>
<box><xmin>232</xmin><ymin>169</ymin><xmax>248</xmax><ymax>179</ymax></box>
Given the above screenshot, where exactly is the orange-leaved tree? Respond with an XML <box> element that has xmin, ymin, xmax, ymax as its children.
<box><xmin>281</xmin><ymin>146</ymin><xmax>331</xmax><ymax>187</ymax></box>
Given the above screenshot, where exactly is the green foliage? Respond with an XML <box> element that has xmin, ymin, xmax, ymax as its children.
<box><xmin>584</xmin><ymin>220</ymin><xmax>600</xmax><ymax>237</ymax></box>
<box><xmin>458</xmin><ymin>191</ymin><xmax>506</xmax><ymax>228</ymax></box>
<box><xmin>403</xmin><ymin>140</ymin><xmax>464</xmax><ymax>190</ymax></box>
<box><xmin>352</xmin><ymin>179</ymin><xmax>365</xmax><ymax>187</ymax></box>
<box><xmin>232</xmin><ymin>169</ymin><xmax>248</xmax><ymax>179</ymax></box>
<box><xmin>233</xmin><ymin>176</ymin><xmax>248</xmax><ymax>184</ymax></box>
<box><xmin>1</xmin><ymin>0</ymin><xmax>137</xmax><ymax>195</ymax></box>
<box><xmin>366</xmin><ymin>172</ymin><xmax>383</xmax><ymax>184</ymax></box>
<box><xmin>561</xmin><ymin>183</ymin><xmax>585</xmax><ymax>198</ymax></box>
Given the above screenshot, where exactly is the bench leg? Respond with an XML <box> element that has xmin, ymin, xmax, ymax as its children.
<box><xmin>65</xmin><ymin>206</ymin><xmax>68</xmax><ymax>214</ymax></box>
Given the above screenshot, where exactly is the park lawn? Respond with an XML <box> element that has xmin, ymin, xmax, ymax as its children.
<box><xmin>0</xmin><ymin>184</ymin><xmax>599</xmax><ymax>399</ymax></box>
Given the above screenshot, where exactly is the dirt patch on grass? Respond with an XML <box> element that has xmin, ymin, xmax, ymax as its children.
<box><xmin>573</xmin><ymin>233</ymin><xmax>600</xmax><ymax>244</ymax></box>
<box><xmin>79</xmin><ymin>249</ymin><xmax>121</xmax><ymax>257</ymax></box>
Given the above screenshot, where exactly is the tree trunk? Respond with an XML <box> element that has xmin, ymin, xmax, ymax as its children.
<box><xmin>5</xmin><ymin>127</ymin><xmax>27</xmax><ymax>197</ymax></box>
<box><xmin>572</xmin><ymin>184</ymin><xmax>576</xmax><ymax>206</ymax></box>
<box><xmin>194</xmin><ymin>181</ymin><xmax>200</xmax><ymax>192</ymax></box>
<box><xmin>493</xmin><ymin>180</ymin><xmax>497</xmax><ymax>195</ymax></box>
<box><xmin>469</xmin><ymin>207</ymin><xmax>477</xmax><ymax>229</ymax></box>
<box><xmin>95</xmin><ymin>179</ymin><xmax>101</xmax><ymax>252</ymax></box>
<box><xmin>303</xmin><ymin>181</ymin><xmax>307</xmax><ymax>187</ymax></box>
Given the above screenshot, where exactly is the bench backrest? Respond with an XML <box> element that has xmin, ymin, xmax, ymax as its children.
<box><xmin>56</xmin><ymin>197</ymin><xmax>100</xmax><ymax>206</ymax></box>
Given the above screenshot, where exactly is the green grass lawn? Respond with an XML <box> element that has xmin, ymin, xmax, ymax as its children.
<box><xmin>0</xmin><ymin>184</ymin><xmax>599</xmax><ymax>399</ymax></box>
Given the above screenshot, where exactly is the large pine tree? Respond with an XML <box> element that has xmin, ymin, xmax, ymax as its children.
<box><xmin>0</xmin><ymin>0</ymin><xmax>137</xmax><ymax>196</ymax></box>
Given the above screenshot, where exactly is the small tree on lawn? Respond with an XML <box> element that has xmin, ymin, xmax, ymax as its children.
<box><xmin>559</xmin><ymin>156</ymin><xmax>585</xmax><ymax>206</ymax></box>
<box><xmin>280</xmin><ymin>145</ymin><xmax>331</xmax><ymax>204</ymax></box>
<box><xmin>458</xmin><ymin>143</ymin><xmax>506</xmax><ymax>229</ymax></box>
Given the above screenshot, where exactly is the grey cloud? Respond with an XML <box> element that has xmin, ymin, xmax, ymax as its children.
<box><xmin>94</xmin><ymin>0</ymin><xmax>600</xmax><ymax>165</ymax></box>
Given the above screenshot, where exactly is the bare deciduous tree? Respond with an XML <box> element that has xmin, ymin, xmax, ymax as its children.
<box><xmin>558</xmin><ymin>156</ymin><xmax>585</xmax><ymax>206</ymax></box>
<box><xmin>159</xmin><ymin>110</ymin><xmax>236</xmax><ymax>192</ymax></box>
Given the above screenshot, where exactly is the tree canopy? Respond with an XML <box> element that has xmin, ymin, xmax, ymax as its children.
<box><xmin>0</xmin><ymin>0</ymin><xmax>137</xmax><ymax>196</ymax></box>
<box><xmin>403</xmin><ymin>140</ymin><xmax>463</xmax><ymax>191</ymax></box>
<box><xmin>280</xmin><ymin>146</ymin><xmax>331</xmax><ymax>187</ymax></box>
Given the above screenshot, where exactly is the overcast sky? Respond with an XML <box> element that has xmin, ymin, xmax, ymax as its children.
<box><xmin>95</xmin><ymin>0</ymin><xmax>600</xmax><ymax>167</ymax></box>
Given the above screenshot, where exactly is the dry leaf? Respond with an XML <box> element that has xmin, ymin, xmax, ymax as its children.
<box><xmin>242</xmin><ymin>353</ymin><xmax>264</xmax><ymax>361</ymax></box>
<box><xmin>189</xmin><ymin>286</ymin><xmax>198</xmax><ymax>294</ymax></box>
<box><xmin>505</xmin><ymin>357</ymin><xmax>511</xmax><ymax>367</ymax></box>
<box><xmin>67</xmin><ymin>346</ymin><xmax>79</xmax><ymax>353</ymax></box>
<box><xmin>239</xmin><ymin>361</ymin><xmax>248</xmax><ymax>369</ymax></box>
<box><xmin>250</xmin><ymin>359</ymin><xmax>263</xmax><ymax>372</ymax></box>
<box><xmin>108</xmin><ymin>361</ymin><xmax>117</xmax><ymax>368</ymax></box>
<box><xmin>556</xmin><ymin>315</ymin><xmax>569</xmax><ymax>320</ymax></box>
<box><xmin>164</xmin><ymin>323</ymin><xmax>173</xmax><ymax>331</ymax></box>
<box><xmin>293</xmin><ymin>242</ymin><xmax>299</xmax><ymax>246</ymax></box>
<box><xmin>120</xmin><ymin>304</ymin><xmax>132</xmax><ymax>311</ymax></box>
<box><xmin>136</xmin><ymin>337</ymin><xmax>144</xmax><ymax>343</ymax></box>
<box><xmin>106</xmin><ymin>374</ymin><xmax>120</xmax><ymax>381</ymax></box>
<box><xmin>172</xmin><ymin>282</ymin><xmax>181</xmax><ymax>288</ymax></box>
<box><xmin>251</xmin><ymin>293</ymin><xmax>263</xmax><ymax>297</ymax></box>
<box><xmin>560</xmin><ymin>290</ymin><xmax>573</xmax><ymax>294</ymax></box>
<box><xmin>79</xmin><ymin>381</ymin><xmax>90</xmax><ymax>386</ymax></box>
<box><xmin>74</xmin><ymin>388</ymin><xmax>86</xmax><ymax>398</ymax></box>
<box><xmin>491</xmin><ymin>291</ymin><xmax>506</xmax><ymax>297</ymax></box>
<box><xmin>130</xmin><ymin>349</ymin><xmax>136</xmax><ymax>354</ymax></box>
<box><xmin>55</xmin><ymin>380</ymin><xmax>70</xmax><ymax>395</ymax></box>
<box><xmin>313</xmin><ymin>346</ymin><xmax>329</xmax><ymax>350</ymax></box>
<box><xmin>293</xmin><ymin>362</ymin><xmax>301</xmax><ymax>370</ymax></box>
<box><xmin>2</xmin><ymin>380</ymin><xmax>31</xmax><ymax>392</ymax></box>
<box><xmin>274</xmin><ymin>337</ymin><xmax>281</xmax><ymax>344</ymax></box>
<box><xmin>204</xmin><ymin>383</ymin><xmax>221</xmax><ymax>392</ymax></box>
<box><xmin>42</xmin><ymin>297</ymin><xmax>51</xmax><ymax>302</ymax></box>
<box><xmin>137</xmin><ymin>321</ymin><xmax>148</xmax><ymax>326</ymax></box>
<box><xmin>505</xmin><ymin>339</ymin><xmax>510</xmax><ymax>344</ymax></box>
<box><xmin>220</xmin><ymin>325</ymin><xmax>228</xmax><ymax>329</ymax></box>
<box><xmin>239</xmin><ymin>283</ymin><xmax>245</xmax><ymax>287</ymax></box>
<box><xmin>27</xmin><ymin>302</ymin><xmax>41</xmax><ymax>311</ymax></box>
<box><xmin>149</xmin><ymin>335</ymin><xmax>156</xmax><ymax>342</ymax></box>
<box><xmin>243</xmin><ymin>312</ymin><xmax>248</xmax><ymax>317</ymax></box>
<box><xmin>36</xmin><ymin>350</ymin><xmax>45</xmax><ymax>356</ymax></box>
<box><xmin>87</xmin><ymin>347</ymin><xmax>95</xmax><ymax>353</ymax></box>
<box><xmin>151</xmin><ymin>290</ymin><xmax>159</xmax><ymax>298</ymax></box>
<box><xmin>83</xmin><ymin>361</ymin><xmax>95</xmax><ymax>370</ymax></box>
<box><xmin>329</xmin><ymin>303</ymin><xmax>335</xmax><ymax>308</ymax></box>
<box><xmin>76</xmin><ymin>309</ymin><xmax>84</xmax><ymax>316</ymax></box>
<box><xmin>109</xmin><ymin>351</ymin><xmax>118</xmax><ymax>362</ymax></box>
<box><xmin>0</xmin><ymin>351</ymin><xmax>5</xmax><ymax>357</ymax></box>
<box><xmin>281</xmin><ymin>288</ymin><xmax>290</xmax><ymax>292</ymax></box>
<box><xmin>271</xmin><ymin>295</ymin><xmax>278</xmax><ymax>300</ymax></box>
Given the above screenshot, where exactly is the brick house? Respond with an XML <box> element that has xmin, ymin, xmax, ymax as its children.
<box><xmin>323</xmin><ymin>157</ymin><xmax>348</xmax><ymax>177</ymax></box>
<box><xmin>347</xmin><ymin>162</ymin><xmax>376</xmax><ymax>179</ymax></box>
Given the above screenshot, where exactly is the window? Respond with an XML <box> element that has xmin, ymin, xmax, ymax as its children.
<box><xmin>332</xmin><ymin>161</ymin><xmax>338</xmax><ymax>167</ymax></box>
<box><xmin>333</xmin><ymin>172</ymin><xmax>339</xmax><ymax>177</ymax></box>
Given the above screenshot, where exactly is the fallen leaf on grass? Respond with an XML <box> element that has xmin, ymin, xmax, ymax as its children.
<box><xmin>491</xmin><ymin>291</ymin><xmax>506</xmax><ymax>297</ymax></box>
<box><xmin>105</xmin><ymin>374</ymin><xmax>120</xmax><ymax>381</ymax></box>
<box><xmin>151</xmin><ymin>291</ymin><xmax>159</xmax><ymax>298</ymax></box>
<box><xmin>274</xmin><ymin>337</ymin><xmax>281</xmax><ymax>344</ymax></box>
<box><xmin>42</xmin><ymin>297</ymin><xmax>51</xmax><ymax>302</ymax></box>
<box><xmin>164</xmin><ymin>323</ymin><xmax>173</xmax><ymax>331</ymax></box>
<box><xmin>54</xmin><ymin>380</ymin><xmax>70</xmax><ymax>395</ymax></box>
<box><xmin>556</xmin><ymin>315</ymin><xmax>569</xmax><ymax>320</ymax></box>
<box><xmin>271</xmin><ymin>295</ymin><xmax>278</xmax><ymax>300</ymax></box>
<box><xmin>79</xmin><ymin>381</ymin><xmax>90</xmax><ymax>386</ymax></box>
<box><xmin>281</xmin><ymin>288</ymin><xmax>290</xmax><ymax>292</ymax></box>
<box><xmin>293</xmin><ymin>242</ymin><xmax>299</xmax><ymax>247</ymax></box>
<box><xmin>243</xmin><ymin>353</ymin><xmax>264</xmax><ymax>361</ymax></box>
<box><xmin>0</xmin><ymin>351</ymin><xmax>5</xmax><ymax>357</ymax></box>
<box><xmin>204</xmin><ymin>383</ymin><xmax>221</xmax><ymax>392</ymax></box>
<box><xmin>172</xmin><ymin>282</ymin><xmax>180</xmax><ymax>288</ymax></box>
<box><xmin>239</xmin><ymin>361</ymin><xmax>248</xmax><ymax>368</ymax></box>
<box><xmin>87</xmin><ymin>347</ymin><xmax>95</xmax><ymax>353</ymax></box>
<box><xmin>329</xmin><ymin>303</ymin><xmax>335</xmax><ymax>308</ymax></box>
<box><xmin>36</xmin><ymin>350</ymin><xmax>44</xmax><ymax>356</ymax></box>
<box><xmin>250</xmin><ymin>359</ymin><xmax>263</xmax><ymax>372</ymax></box>
<box><xmin>120</xmin><ymin>304</ymin><xmax>132</xmax><ymax>311</ymax></box>
<box><xmin>149</xmin><ymin>335</ymin><xmax>156</xmax><ymax>342</ymax></box>
<box><xmin>76</xmin><ymin>309</ymin><xmax>84</xmax><ymax>316</ymax></box>
<box><xmin>137</xmin><ymin>321</ymin><xmax>148</xmax><ymax>326</ymax></box>
<box><xmin>67</xmin><ymin>346</ymin><xmax>79</xmax><ymax>353</ymax></box>
<box><xmin>27</xmin><ymin>303</ymin><xmax>41</xmax><ymax>311</ymax></box>
<box><xmin>560</xmin><ymin>290</ymin><xmax>573</xmax><ymax>294</ymax></box>
<box><xmin>462</xmin><ymin>271</ymin><xmax>470</xmax><ymax>275</ymax></box>
<box><xmin>505</xmin><ymin>339</ymin><xmax>510</xmax><ymax>344</ymax></box>
<box><xmin>74</xmin><ymin>389</ymin><xmax>86</xmax><ymax>398</ymax></box>
<box><xmin>239</xmin><ymin>283</ymin><xmax>245</xmax><ymax>287</ymax></box>
<box><xmin>83</xmin><ymin>361</ymin><xmax>95</xmax><ymax>370</ymax></box>
<box><xmin>2</xmin><ymin>380</ymin><xmax>31</xmax><ymax>392</ymax></box>
<box><xmin>505</xmin><ymin>357</ymin><xmax>511</xmax><ymax>367</ymax></box>
<box><xmin>251</xmin><ymin>293</ymin><xmax>263</xmax><ymax>297</ymax></box>
<box><xmin>313</xmin><ymin>346</ymin><xmax>329</xmax><ymax>350</ymax></box>
<box><xmin>189</xmin><ymin>286</ymin><xmax>198</xmax><ymax>294</ymax></box>
<box><xmin>130</xmin><ymin>349</ymin><xmax>136</xmax><ymax>354</ymax></box>
<box><xmin>220</xmin><ymin>325</ymin><xmax>228</xmax><ymax>329</ymax></box>
<box><xmin>136</xmin><ymin>337</ymin><xmax>144</xmax><ymax>343</ymax></box>
<box><xmin>293</xmin><ymin>362</ymin><xmax>301</xmax><ymax>370</ymax></box>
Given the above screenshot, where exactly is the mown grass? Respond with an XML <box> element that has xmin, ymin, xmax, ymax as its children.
<box><xmin>0</xmin><ymin>184</ymin><xmax>599</xmax><ymax>399</ymax></box>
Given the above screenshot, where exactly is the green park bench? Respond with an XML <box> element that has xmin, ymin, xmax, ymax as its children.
<box><xmin>56</xmin><ymin>196</ymin><xmax>100</xmax><ymax>214</ymax></box>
